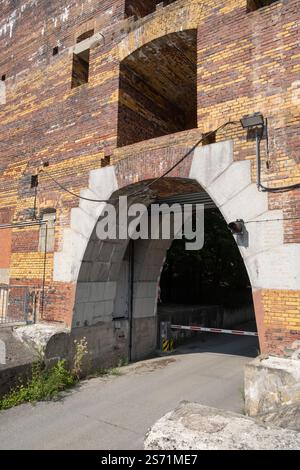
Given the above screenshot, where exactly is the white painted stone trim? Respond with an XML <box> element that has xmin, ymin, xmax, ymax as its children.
<box><xmin>53</xmin><ymin>166</ymin><xmax>118</xmax><ymax>283</ymax></box>
<box><xmin>190</xmin><ymin>140</ymin><xmax>297</xmax><ymax>290</ymax></box>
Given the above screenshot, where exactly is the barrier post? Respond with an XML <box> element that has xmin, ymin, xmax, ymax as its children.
<box><xmin>160</xmin><ymin>321</ymin><xmax>174</xmax><ymax>353</ymax></box>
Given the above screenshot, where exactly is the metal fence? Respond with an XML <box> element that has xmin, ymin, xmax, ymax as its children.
<box><xmin>0</xmin><ymin>285</ymin><xmax>40</xmax><ymax>325</ymax></box>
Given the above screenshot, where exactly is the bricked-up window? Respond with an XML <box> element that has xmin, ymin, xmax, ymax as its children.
<box><xmin>247</xmin><ymin>0</ymin><xmax>278</xmax><ymax>12</ymax></box>
<box><xmin>71</xmin><ymin>49</ymin><xmax>90</xmax><ymax>88</ymax></box>
<box><xmin>39</xmin><ymin>212</ymin><xmax>56</xmax><ymax>252</ymax></box>
<box><xmin>117</xmin><ymin>29</ymin><xmax>197</xmax><ymax>147</ymax></box>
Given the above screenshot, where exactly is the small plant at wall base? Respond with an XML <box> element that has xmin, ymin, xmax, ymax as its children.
<box><xmin>72</xmin><ymin>337</ymin><xmax>88</xmax><ymax>379</ymax></box>
<box><xmin>0</xmin><ymin>338</ymin><xmax>89</xmax><ymax>410</ymax></box>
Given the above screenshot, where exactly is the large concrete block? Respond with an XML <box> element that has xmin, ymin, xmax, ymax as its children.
<box><xmin>110</xmin><ymin>241</ymin><xmax>129</xmax><ymax>263</ymax></box>
<box><xmin>53</xmin><ymin>252</ymin><xmax>75</xmax><ymax>282</ymax></box>
<box><xmin>92</xmin><ymin>301</ymin><xmax>107</xmax><ymax>319</ymax></box>
<box><xmin>69</xmin><ymin>322</ymin><xmax>129</xmax><ymax>371</ymax></box>
<box><xmin>144</xmin><ymin>402</ymin><xmax>300</xmax><ymax>450</ymax></box>
<box><xmin>0</xmin><ymin>268</ymin><xmax>9</xmax><ymax>284</ymax></box>
<box><xmin>104</xmin><ymin>281</ymin><xmax>117</xmax><ymax>300</ymax></box>
<box><xmin>133</xmin><ymin>297</ymin><xmax>156</xmax><ymax>318</ymax></box>
<box><xmin>88</xmin><ymin>166</ymin><xmax>118</xmax><ymax>198</ymax></box>
<box><xmin>83</xmin><ymin>302</ymin><xmax>96</xmax><ymax>325</ymax></box>
<box><xmin>82</xmin><ymin>239</ymin><xmax>97</xmax><ymax>262</ymax></box>
<box><xmin>61</xmin><ymin>228</ymin><xmax>88</xmax><ymax>261</ymax></box>
<box><xmin>220</xmin><ymin>183</ymin><xmax>268</xmax><ymax>222</ymax></box>
<box><xmin>70</xmin><ymin>207</ymin><xmax>96</xmax><ymax>239</ymax></box>
<box><xmin>246</xmin><ymin>244</ymin><xmax>300</xmax><ymax>289</ymax></box>
<box><xmin>190</xmin><ymin>140</ymin><xmax>233</xmax><ymax>189</ymax></box>
<box><xmin>131</xmin><ymin>316</ymin><xmax>157</xmax><ymax>361</ymax></box>
<box><xmin>134</xmin><ymin>281</ymin><xmax>158</xmax><ymax>299</ymax></box>
<box><xmin>97</xmin><ymin>242</ymin><xmax>115</xmax><ymax>262</ymax></box>
<box><xmin>77</xmin><ymin>260</ymin><xmax>93</xmax><ymax>282</ymax></box>
<box><xmin>239</xmin><ymin>210</ymin><xmax>284</xmax><ymax>260</ymax></box>
<box><xmin>245</xmin><ymin>356</ymin><xmax>300</xmax><ymax>416</ymax></box>
<box><xmin>103</xmin><ymin>300</ymin><xmax>114</xmax><ymax>316</ymax></box>
<box><xmin>76</xmin><ymin>282</ymin><xmax>91</xmax><ymax>303</ymax></box>
<box><xmin>89</xmin><ymin>261</ymin><xmax>110</xmax><ymax>282</ymax></box>
<box><xmin>208</xmin><ymin>160</ymin><xmax>251</xmax><ymax>207</ymax></box>
<box><xmin>108</xmin><ymin>262</ymin><xmax>123</xmax><ymax>281</ymax></box>
<box><xmin>79</xmin><ymin>189</ymin><xmax>106</xmax><ymax>219</ymax></box>
<box><xmin>136</xmin><ymin>264</ymin><xmax>162</xmax><ymax>282</ymax></box>
<box><xmin>90</xmin><ymin>282</ymin><xmax>106</xmax><ymax>302</ymax></box>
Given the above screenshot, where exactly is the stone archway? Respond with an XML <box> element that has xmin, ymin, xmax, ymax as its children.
<box><xmin>52</xmin><ymin>138</ymin><xmax>297</xmax><ymax>362</ymax></box>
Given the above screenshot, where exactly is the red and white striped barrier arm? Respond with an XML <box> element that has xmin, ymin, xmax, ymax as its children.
<box><xmin>171</xmin><ymin>324</ymin><xmax>258</xmax><ymax>337</ymax></box>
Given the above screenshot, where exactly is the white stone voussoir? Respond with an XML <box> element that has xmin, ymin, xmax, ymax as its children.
<box><xmin>53</xmin><ymin>166</ymin><xmax>119</xmax><ymax>283</ymax></box>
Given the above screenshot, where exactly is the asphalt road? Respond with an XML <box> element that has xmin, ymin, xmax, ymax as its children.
<box><xmin>0</xmin><ymin>334</ymin><xmax>259</xmax><ymax>450</ymax></box>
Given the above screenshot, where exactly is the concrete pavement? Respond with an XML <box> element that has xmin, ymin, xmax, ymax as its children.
<box><xmin>0</xmin><ymin>334</ymin><xmax>259</xmax><ymax>450</ymax></box>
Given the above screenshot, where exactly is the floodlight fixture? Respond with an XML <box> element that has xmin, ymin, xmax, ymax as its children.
<box><xmin>240</xmin><ymin>112</ymin><xmax>264</xmax><ymax>129</ymax></box>
<box><xmin>228</xmin><ymin>219</ymin><xmax>245</xmax><ymax>235</ymax></box>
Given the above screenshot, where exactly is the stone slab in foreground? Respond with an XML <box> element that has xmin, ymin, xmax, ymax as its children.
<box><xmin>245</xmin><ymin>354</ymin><xmax>300</xmax><ymax>416</ymax></box>
<box><xmin>144</xmin><ymin>401</ymin><xmax>300</xmax><ymax>450</ymax></box>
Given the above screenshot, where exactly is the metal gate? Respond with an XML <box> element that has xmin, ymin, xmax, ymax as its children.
<box><xmin>0</xmin><ymin>285</ymin><xmax>40</xmax><ymax>325</ymax></box>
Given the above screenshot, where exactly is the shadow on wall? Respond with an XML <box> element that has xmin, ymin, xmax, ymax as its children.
<box><xmin>125</xmin><ymin>1</ymin><xmax>178</xmax><ymax>19</ymax></box>
<box><xmin>117</xmin><ymin>29</ymin><xmax>198</xmax><ymax>147</ymax></box>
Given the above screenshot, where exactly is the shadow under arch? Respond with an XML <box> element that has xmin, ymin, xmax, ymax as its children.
<box><xmin>117</xmin><ymin>28</ymin><xmax>198</xmax><ymax>147</ymax></box>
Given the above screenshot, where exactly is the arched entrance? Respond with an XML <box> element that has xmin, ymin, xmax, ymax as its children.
<box><xmin>52</xmin><ymin>137</ymin><xmax>289</xmax><ymax>366</ymax></box>
<box><xmin>71</xmin><ymin>162</ymin><xmax>262</xmax><ymax>362</ymax></box>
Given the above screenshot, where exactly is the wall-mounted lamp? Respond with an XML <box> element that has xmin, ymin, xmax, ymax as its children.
<box><xmin>240</xmin><ymin>112</ymin><xmax>265</xmax><ymax>191</ymax></box>
<box><xmin>240</xmin><ymin>112</ymin><xmax>264</xmax><ymax>129</ymax></box>
<box><xmin>31</xmin><ymin>174</ymin><xmax>39</xmax><ymax>188</ymax></box>
<box><xmin>228</xmin><ymin>219</ymin><xmax>245</xmax><ymax>235</ymax></box>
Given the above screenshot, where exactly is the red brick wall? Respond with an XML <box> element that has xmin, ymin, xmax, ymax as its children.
<box><xmin>0</xmin><ymin>1</ymin><xmax>299</xmax><ymax>351</ymax></box>
<box><xmin>0</xmin><ymin>228</ymin><xmax>12</xmax><ymax>270</ymax></box>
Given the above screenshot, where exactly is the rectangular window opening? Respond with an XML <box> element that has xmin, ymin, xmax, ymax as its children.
<box><xmin>52</xmin><ymin>46</ymin><xmax>59</xmax><ymax>56</ymax></box>
<box><xmin>1</xmin><ymin>74</ymin><xmax>6</xmax><ymax>81</ymax></box>
<box><xmin>71</xmin><ymin>49</ymin><xmax>90</xmax><ymax>88</ymax></box>
<box><xmin>247</xmin><ymin>0</ymin><xmax>279</xmax><ymax>12</ymax></box>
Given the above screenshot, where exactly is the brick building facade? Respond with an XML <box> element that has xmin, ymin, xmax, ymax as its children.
<box><xmin>0</xmin><ymin>0</ymin><xmax>299</xmax><ymax>361</ymax></box>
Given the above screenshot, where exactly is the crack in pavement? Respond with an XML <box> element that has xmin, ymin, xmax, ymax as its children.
<box><xmin>79</xmin><ymin>413</ymin><xmax>142</xmax><ymax>436</ymax></box>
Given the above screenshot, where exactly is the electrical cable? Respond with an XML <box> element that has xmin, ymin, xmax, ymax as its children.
<box><xmin>245</xmin><ymin>216</ymin><xmax>300</xmax><ymax>224</ymax></box>
<box><xmin>39</xmin><ymin>120</ymin><xmax>240</xmax><ymax>204</ymax></box>
<box><xmin>256</xmin><ymin>132</ymin><xmax>300</xmax><ymax>193</ymax></box>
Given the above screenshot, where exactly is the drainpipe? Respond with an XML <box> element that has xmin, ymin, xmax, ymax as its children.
<box><xmin>255</xmin><ymin>128</ymin><xmax>262</xmax><ymax>191</ymax></box>
<box><xmin>254</xmin><ymin>119</ymin><xmax>299</xmax><ymax>193</ymax></box>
